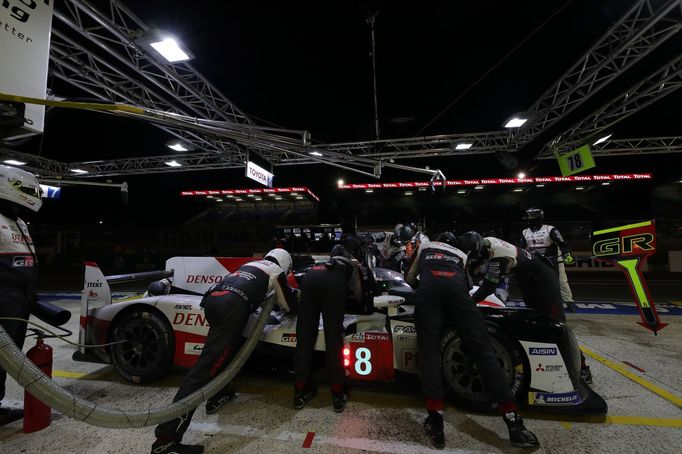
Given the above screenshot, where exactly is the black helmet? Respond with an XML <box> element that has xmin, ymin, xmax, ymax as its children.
<box><xmin>436</xmin><ymin>231</ymin><xmax>458</xmax><ymax>247</ymax></box>
<box><xmin>395</xmin><ymin>222</ymin><xmax>417</xmax><ymax>244</ymax></box>
<box><xmin>458</xmin><ymin>231</ymin><xmax>488</xmax><ymax>260</ymax></box>
<box><xmin>330</xmin><ymin>244</ymin><xmax>352</xmax><ymax>259</ymax></box>
<box><xmin>340</xmin><ymin>234</ymin><xmax>363</xmax><ymax>260</ymax></box>
<box><xmin>523</xmin><ymin>207</ymin><xmax>544</xmax><ymax>229</ymax></box>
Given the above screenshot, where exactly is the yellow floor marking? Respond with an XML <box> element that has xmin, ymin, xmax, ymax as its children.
<box><xmin>559</xmin><ymin>421</ymin><xmax>572</xmax><ymax>429</ymax></box>
<box><xmin>581</xmin><ymin>346</ymin><xmax>682</xmax><ymax>409</ymax></box>
<box><xmin>605</xmin><ymin>415</ymin><xmax>682</xmax><ymax>428</ymax></box>
<box><xmin>53</xmin><ymin>367</ymin><xmax>114</xmax><ymax>381</ymax></box>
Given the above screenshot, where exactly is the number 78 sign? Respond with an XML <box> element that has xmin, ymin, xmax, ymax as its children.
<box><xmin>557</xmin><ymin>144</ymin><xmax>596</xmax><ymax>176</ymax></box>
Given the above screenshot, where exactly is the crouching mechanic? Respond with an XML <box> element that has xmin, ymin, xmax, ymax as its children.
<box><xmin>294</xmin><ymin>244</ymin><xmax>362</xmax><ymax>412</ymax></box>
<box><xmin>0</xmin><ymin>166</ymin><xmax>42</xmax><ymax>426</ymax></box>
<box><xmin>459</xmin><ymin>232</ymin><xmax>591</xmax><ymax>383</ymax></box>
<box><xmin>151</xmin><ymin>249</ymin><xmax>298</xmax><ymax>454</ymax></box>
<box><xmin>406</xmin><ymin>234</ymin><xmax>539</xmax><ymax>449</ymax></box>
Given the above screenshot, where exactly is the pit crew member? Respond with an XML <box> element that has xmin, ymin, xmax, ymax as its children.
<box><xmin>406</xmin><ymin>235</ymin><xmax>539</xmax><ymax>449</ymax></box>
<box><xmin>151</xmin><ymin>249</ymin><xmax>298</xmax><ymax>454</ymax></box>
<box><xmin>520</xmin><ymin>207</ymin><xmax>575</xmax><ymax>305</ymax></box>
<box><xmin>294</xmin><ymin>244</ymin><xmax>362</xmax><ymax>412</ymax></box>
<box><xmin>0</xmin><ymin>166</ymin><xmax>41</xmax><ymax>426</ymax></box>
<box><xmin>459</xmin><ymin>232</ymin><xmax>592</xmax><ymax>384</ymax></box>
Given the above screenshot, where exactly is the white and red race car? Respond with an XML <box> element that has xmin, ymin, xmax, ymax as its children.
<box><xmin>74</xmin><ymin>256</ymin><xmax>606</xmax><ymax>414</ymax></box>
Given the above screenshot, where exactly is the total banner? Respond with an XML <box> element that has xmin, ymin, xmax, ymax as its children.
<box><xmin>0</xmin><ymin>0</ymin><xmax>54</xmax><ymax>137</ymax></box>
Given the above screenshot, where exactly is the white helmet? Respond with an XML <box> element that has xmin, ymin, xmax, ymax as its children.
<box><xmin>0</xmin><ymin>165</ymin><xmax>42</xmax><ymax>212</ymax></box>
<box><xmin>265</xmin><ymin>248</ymin><xmax>292</xmax><ymax>273</ymax></box>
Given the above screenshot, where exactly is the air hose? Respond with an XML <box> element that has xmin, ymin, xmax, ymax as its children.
<box><xmin>0</xmin><ymin>294</ymin><xmax>275</xmax><ymax>428</ymax></box>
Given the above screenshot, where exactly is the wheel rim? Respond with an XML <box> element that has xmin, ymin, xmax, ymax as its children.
<box><xmin>442</xmin><ymin>336</ymin><xmax>513</xmax><ymax>402</ymax></box>
<box><xmin>113</xmin><ymin>318</ymin><xmax>165</xmax><ymax>376</ymax></box>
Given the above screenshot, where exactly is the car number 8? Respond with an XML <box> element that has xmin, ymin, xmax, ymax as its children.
<box><xmin>355</xmin><ymin>347</ymin><xmax>373</xmax><ymax>376</ymax></box>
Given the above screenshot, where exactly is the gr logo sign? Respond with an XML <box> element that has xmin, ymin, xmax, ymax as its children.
<box><xmin>593</xmin><ymin>233</ymin><xmax>654</xmax><ymax>258</ymax></box>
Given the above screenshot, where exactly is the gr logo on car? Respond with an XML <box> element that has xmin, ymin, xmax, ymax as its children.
<box><xmin>281</xmin><ymin>333</ymin><xmax>297</xmax><ymax>343</ymax></box>
<box><xmin>528</xmin><ymin>347</ymin><xmax>557</xmax><ymax>355</ymax></box>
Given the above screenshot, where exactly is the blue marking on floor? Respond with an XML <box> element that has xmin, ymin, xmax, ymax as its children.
<box><xmin>506</xmin><ymin>300</ymin><xmax>682</xmax><ymax>316</ymax></box>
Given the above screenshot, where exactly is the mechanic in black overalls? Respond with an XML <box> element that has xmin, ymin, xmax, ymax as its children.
<box><xmin>406</xmin><ymin>233</ymin><xmax>539</xmax><ymax>450</ymax></box>
<box><xmin>461</xmin><ymin>232</ymin><xmax>592</xmax><ymax>384</ymax></box>
<box><xmin>152</xmin><ymin>249</ymin><xmax>297</xmax><ymax>454</ymax></box>
<box><xmin>0</xmin><ymin>165</ymin><xmax>42</xmax><ymax>426</ymax></box>
<box><xmin>293</xmin><ymin>244</ymin><xmax>362</xmax><ymax>413</ymax></box>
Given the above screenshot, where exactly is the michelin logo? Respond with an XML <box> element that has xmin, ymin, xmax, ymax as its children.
<box><xmin>529</xmin><ymin>347</ymin><xmax>557</xmax><ymax>356</ymax></box>
<box><xmin>529</xmin><ymin>391</ymin><xmax>581</xmax><ymax>405</ymax></box>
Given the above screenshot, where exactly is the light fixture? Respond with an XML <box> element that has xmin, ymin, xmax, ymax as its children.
<box><xmin>536</xmin><ymin>184</ymin><xmax>545</xmax><ymax>188</ymax></box>
<box><xmin>576</xmin><ymin>186</ymin><xmax>584</xmax><ymax>191</ymax></box>
<box><xmin>601</xmin><ymin>182</ymin><xmax>611</xmax><ymax>186</ymax></box>
<box><xmin>70</xmin><ymin>169</ymin><xmax>88</xmax><ymax>174</ymax></box>
<box><xmin>164</xmin><ymin>160</ymin><xmax>182</xmax><ymax>167</ymax></box>
<box><xmin>215</xmin><ymin>198</ymin><xmax>223</xmax><ymax>202</ymax></box>
<box><xmin>513</xmin><ymin>188</ymin><xmax>523</xmax><ymax>192</ymax></box>
<box><xmin>206</xmin><ymin>195</ymin><xmax>213</xmax><ymax>199</ymax></box>
<box><xmin>504</xmin><ymin>117</ymin><xmax>527</xmax><ymax>128</ymax></box>
<box><xmin>309</xmin><ymin>151</ymin><xmax>323</xmax><ymax>157</ymax></box>
<box><xmin>295</xmin><ymin>196</ymin><xmax>304</xmax><ymax>200</ymax></box>
<box><xmin>150</xmin><ymin>38</ymin><xmax>191</xmax><ymax>62</ymax></box>
<box><xmin>268</xmin><ymin>193</ymin><xmax>276</xmax><ymax>197</ymax></box>
<box><xmin>290</xmin><ymin>192</ymin><xmax>298</xmax><ymax>196</ymax></box>
<box><xmin>3</xmin><ymin>159</ymin><xmax>26</xmax><ymax>166</ymax></box>
<box><xmin>98</xmin><ymin>221</ymin><xmax>103</xmax><ymax>225</ymax></box>
<box><xmin>247</xmin><ymin>194</ymin><xmax>255</xmax><ymax>198</ymax></box>
<box><xmin>593</xmin><ymin>134</ymin><xmax>613</xmax><ymax>146</ymax></box>
<box><xmin>418</xmin><ymin>188</ymin><xmax>427</xmax><ymax>192</ymax></box>
<box><xmin>455</xmin><ymin>143</ymin><xmax>473</xmax><ymax>150</ymax></box>
<box><xmin>225</xmin><ymin>194</ymin><xmax>234</xmax><ymax>198</ymax></box>
<box><xmin>457</xmin><ymin>189</ymin><xmax>466</xmax><ymax>194</ymax></box>
<box><xmin>275</xmin><ymin>196</ymin><xmax>283</xmax><ymax>200</ymax></box>
<box><xmin>255</xmin><ymin>197</ymin><xmax>262</xmax><ymax>201</ymax></box>
<box><xmin>337</xmin><ymin>179</ymin><xmax>345</xmax><ymax>186</ymax></box>
<box><xmin>517</xmin><ymin>172</ymin><xmax>526</xmax><ymax>179</ymax></box>
<box><xmin>404</xmin><ymin>191</ymin><xmax>413</xmax><ymax>196</ymax></box>
<box><xmin>474</xmin><ymin>185</ymin><xmax>484</xmax><ymax>190</ymax></box>
<box><xmin>365</xmin><ymin>189</ymin><xmax>374</xmax><ymax>193</ymax></box>
<box><xmin>234</xmin><ymin>198</ymin><xmax>242</xmax><ymax>202</ymax></box>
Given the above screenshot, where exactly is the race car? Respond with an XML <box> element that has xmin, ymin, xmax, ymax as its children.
<box><xmin>73</xmin><ymin>256</ymin><xmax>607</xmax><ymax>415</ymax></box>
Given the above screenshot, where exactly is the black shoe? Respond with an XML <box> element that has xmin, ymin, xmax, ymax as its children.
<box><xmin>150</xmin><ymin>440</ymin><xmax>204</xmax><ymax>454</ymax></box>
<box><xmin>581</xmin><ymin>365</ymin><xmax>593</xmax><ymax>385</ymax></box>
<box><xmin>293</xmin><ymin>387</ymin><xmax>316</xmax><ymax>410</ymax></box>
<box><xmin>423</xmin><ymin>414</ymin><xmax>445</xmax><ymax>449</ymax></box>
<box><xmin>206</xmin><ymin>389</ymin><xmax>236</xmax><ymax>415</ymax></box>
<box><xmin>332</xmin><ymin>392</ymin><xmax>348</xmax><ymax>413</ymax></box>
<box><xmin>504</xmin><ymin>412</ymin><xmax>539</xmax><ymax>448</ymax></box>
<box><xmin>0</xmin><ymin>407</ymin><xmax>23</xmax><ymax>426</ymax></box>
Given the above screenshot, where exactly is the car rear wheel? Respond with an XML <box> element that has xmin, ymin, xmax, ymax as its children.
<box><xmin>441</xmin><ymin>325</ymin><xmax>527</xmax><ymax>412</ymax></box>
<box><xmin>109</xmin><ymin>309</ymin><xmax>174</xmax><ymax>384</ymax></box>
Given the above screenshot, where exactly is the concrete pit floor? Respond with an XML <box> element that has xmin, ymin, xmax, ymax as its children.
<box><xmin>1</xmin><ymin>297</ymin><xmax>680</xmax><ymax>454</ymax></box>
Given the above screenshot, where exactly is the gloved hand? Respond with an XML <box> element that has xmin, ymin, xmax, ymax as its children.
<box><xmin>563</xmin><ymin>253</ymin><xmax>575</xmax><ymax>266</ymax></box>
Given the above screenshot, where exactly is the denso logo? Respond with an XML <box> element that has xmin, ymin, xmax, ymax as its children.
<box><xmin>172</xmin><ymin>312</ymin><xmax>208</xmax><ymax>327</ymax></box>
<box><xmin>87</xmin><ymin>281</ymin><xmax>103</xmax><ymax>288</ymax></box>
<box><xmin>186</xmin><ymin>275</ymin><xmax>223</xmax><ymax>284</ymax></box>
<box><xmin>529</xmin><ymin>347</ymin><xmax>557</xmax><ymax>355</ymax></box>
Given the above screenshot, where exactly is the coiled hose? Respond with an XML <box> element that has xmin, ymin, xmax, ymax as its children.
<box><xmin>0</xmin><ymin>294</ymin><xmax>275</xmax><ymax>428</ymax></box>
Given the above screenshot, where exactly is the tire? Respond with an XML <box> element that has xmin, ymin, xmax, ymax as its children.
<box><xmin>109</xmin><ymin>309</ymin><xmax>175</xmax><ymax>384</ymax></box>
<box><xmin>441</xmin><ymin>324</ymin><xmax>527</xmax><ymax>412</ymax></box>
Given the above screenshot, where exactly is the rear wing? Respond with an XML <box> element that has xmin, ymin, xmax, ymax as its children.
<box><xmin>79</xmin><ymin>262</ymin><xmax>172</xmax><ymax>354</ymax></box>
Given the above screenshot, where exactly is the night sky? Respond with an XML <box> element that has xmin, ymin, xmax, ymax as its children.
<box><xmin>7</xmin><ymin>0</ymin><xmax>682</xmax><ymax>228</ymax></box>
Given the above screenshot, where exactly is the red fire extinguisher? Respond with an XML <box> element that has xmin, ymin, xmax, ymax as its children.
<box><xmin>24</xmin><ymin>336</ymin><xmax>52</xmax><ymax>433</ymax></box>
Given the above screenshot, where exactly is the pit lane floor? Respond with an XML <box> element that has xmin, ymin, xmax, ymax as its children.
<box><xmin>1</xmin><ymin>298</ymin><xmax>680</xmax><ymax>454</ymax></box>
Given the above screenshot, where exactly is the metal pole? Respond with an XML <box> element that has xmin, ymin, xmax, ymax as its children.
<box><xmin>368</xmin><ymin>14</ymin><xmax>380</xmax><ymax>140</ymax></box>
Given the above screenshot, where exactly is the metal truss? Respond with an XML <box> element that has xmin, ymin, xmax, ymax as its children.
<box><xmin>542</xmin><ymin>54</ymin><xmax>682</xmax><ymax>155</ymax></box>
<box><xmin>21</xmin><ymin>0</ymin><xmax>680</xmax><ymax>179</ymax></box>
<box><xmin>513</xmin><ymin>0</ymin><xmax>682</xmax><ymax>145</ymax></box>
<box><xmin>536</xmin><ymin>137</ymin><xmax>682</xmax><ymax>159</ymax></box>
<box><xmin>0</xmin><ymin>147</ymin><xmax>70</xmax><ymax>177</ymax></box>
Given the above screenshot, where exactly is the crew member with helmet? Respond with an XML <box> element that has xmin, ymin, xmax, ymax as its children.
<box><xmin>293</xmin><ymin>244</ymin><xmax>362</xmax><ymax>412</ymax></box>
<box><xmin>520</xmin><ymin>207</ymin><xmax>575</xmax><ymax>305</ymax></box>
<box><xmin>365</xmin><ymin>222</ymin><xmax>426</xmax><ymax>272</ymax></box>
<box><xmin>0</xmin><ymin>165</ymin><xmax>42</xmax><ymax>426</ymax></box>
<box><xmin>152</xmin><ymin>249</ymin><xmax>298</xmax><ymax>454</ymax></box>
<box><xmin>405</xmin><ymin>233</ymin><xmax>539</xmax><ymax>449</ymax></box>
<box><xmin>459</xmin><ymin>232</ymin><xmax>592</xmax><ymax>384</ymax></box>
